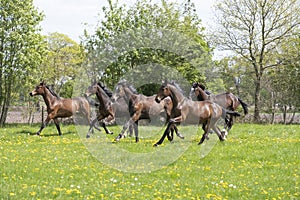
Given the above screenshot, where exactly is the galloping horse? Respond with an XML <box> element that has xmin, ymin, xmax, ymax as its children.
<box><xmin>85</xmin><ymin>81</ymin><xmax>114</xmax><ymax>137</ymax></box>
<box><xmin>29</xmin><ymin>81</ymin><xmax>91</xmax><ymax>136</ymax></box>
<box><xmin>154</xmin><ymin>81</ymin><xmax>241</xmax><ymax>146</ymax></box>
<box><xmin>112</xmin><ymin>81</ymin><xmax>166</xmax><ymax>142</ymax></box>
<box><xmin>191</xmin><ymin>83</ymin><xmax>248</xmax><ymax>131</ymax></box>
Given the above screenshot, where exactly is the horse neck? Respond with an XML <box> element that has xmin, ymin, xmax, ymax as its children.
<box><xmin>123</xmin><ymin>87</ymin><xmax>135</xmax><ymax>100</ymax></box>
<box><xmin>96</xmin><ymin>86</ymin><xmax>111</xmax><ymax>106</ymax></box>
<box><xmin>42</xmin><ymin>88</ymin><xmax>58</xmax><ymax>108</ymax></box>
<box><xmin>196</xmin><ymin>86</ymin><xmax>209</xmax><ymax>100</ymax></box>
<box><xmin>169</xmin><ymin>85</ymin><xmax>185</xmax><ymax>108</ymax></box>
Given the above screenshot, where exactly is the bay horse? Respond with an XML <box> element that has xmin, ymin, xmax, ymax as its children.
<box><xmin>191</xmin><ymin>82</ymin><xmax>248</xmax><ymax>131</ymax></box>
<box><xmin>112</xmin><ymin>81</ymin><xmax>166</xmax><ymax>142</ymax></box>
<box><xmin>85</xmin><ymin>81</ymin><xmax>114</xmax><ymax>138</ymax></box>
<box><xmin>29</xmin><ymin>81</ymin><xmax>91</xmax><ymax>136</ymax></box>
<box><xmin>154</xmin><ymin>81</ymin><xmax>241</xmax><ymax>146</ymax></box>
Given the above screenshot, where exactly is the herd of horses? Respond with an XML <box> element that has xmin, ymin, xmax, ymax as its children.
<box><xmin>29</xmin><ymin>80</ymin><xmax>248</xmax><ymax>146</ymax></box>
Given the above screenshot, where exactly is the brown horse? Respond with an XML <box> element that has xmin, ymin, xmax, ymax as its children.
<box><xmin>29</xmin><ymin>81</ymin><xmax>91</xmax><ymax>136</ymax></box>
<box><xmin>85</xmin><ymin>81</ymin><xmax>114</xmax><ymax>137</ymax></box>
<box><xmin>154</xmin><ymin>81</ymin><xmax>241</xmax><ymax>146</ymax></box>
<box><xmin>191</xmin><ymin>83</ymin><xmax>248</xmax><ymax>131</ymax></box>
<box><xmin>112</xmin><ymin>81</ymin><xmax>166</xmax><ymax>142</ymax></box>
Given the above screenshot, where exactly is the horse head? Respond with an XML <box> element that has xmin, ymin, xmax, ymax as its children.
<box><xmin>155</xmin><ymin>81</ymin><xmax>172</xmax><ymax>103</ymax></box>
<box><xmin>85</xmin><ymin>82</ymin><xmax>98</xmax><ymax>97</ymax></box>
<box><xmin>29</xmin><ymin>81</ymin><xmax>46</xmax><ymax>97</ymax></box>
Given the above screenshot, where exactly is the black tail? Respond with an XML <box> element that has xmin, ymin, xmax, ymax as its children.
<box><xmin>222</xmin><ymin>108</ymin><xmax>241</xmax><ymax>118</ymax></box>
<box><xmin>238</xmin><ymin>97</ymin><xmax>248</xmax><ymax>115</ymax></box>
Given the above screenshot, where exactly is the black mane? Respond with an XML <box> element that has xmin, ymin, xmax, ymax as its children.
<box><xmin>45</xmin><ymin>85</ymin><xmax>60</xmax><ymax>99</ymax></box>
<box><xmin>98</xmin><ymin>82</ymin><xmax>113</xmax><ymax>97</ymax></box>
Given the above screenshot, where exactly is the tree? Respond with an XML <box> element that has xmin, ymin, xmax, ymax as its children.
<box><xmin>268</xmin><ymin>33</ymin><xmax>300</xmax><ymax>124</ymax></box>
<box><xmin>40</xmin><ymin>33</ymin><xmax>85</xmax><ymax>97</ymax></box>
<box><xmin>82</xmin><ymin>0</ymin><xmax>212</xmax><ymax>93</ymax></box>
<box><xmin>212</xmin><ymin>0</ymin><xmax>300</xmax><ymax>122</ymax></box>
<box><xmin>0</xmin><ymin>0</ymin><xmax>47</xmax><ymax>126</ymax></box>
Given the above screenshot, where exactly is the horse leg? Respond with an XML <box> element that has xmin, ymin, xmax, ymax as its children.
<box><xmin>53</xmin><ymin>118</ymin><xmax>62</xmax><ymax>136</ymax></box>
<box><xmin>167</xmin><ymin>124</ymin><xmax>174</xmax><ymax>142</ymax></box>
<box><xmin>133</xmin><ymin>121</ymin><xmax>139</xmax><ymax>142</ymax></box>
<box><xmin>128</xmin><ymin>124</ymin><xmax>133</xmax><ymax>137</ymax></box>
<box><xmin>154</xmin><ymin>122</ymin><xmax>172</xmax><ymax>146</ymax></box>
<box><xmin>86</xmin><ymin>117</ymin><xmax>102</xmax><ymax>138</ymax></box>
<box><xmin>115</xmin><ymin>119</ymin><xmax>133</xmax><ymax>141</ymax></box>
<box><xmin>36</xmin><ymin>116</ymin><xmax>51</xmax><ymax>135</ymax></box>
<box><xmin>227</xmin><ymin>115</ymin><xmax>233</xmax><ymax>132</ymax></box>
<box><xmin>99</xmin><ymin>121</ymin><xmax>113</xmax><ymax>135</ymax></box>
<box><xmin>211</xmin><ymin>118</ymin><xmax>226</xmax><ymax>142</ymax></box>
<box><xmin>174</xmin><ymin>124</ymin><xmax>184</xmax><ymax>139</ymax></box>
<box><xmin>198</xmin><ymin>119</ymin><xmax>211</xmax><ymax>145</ymax></box>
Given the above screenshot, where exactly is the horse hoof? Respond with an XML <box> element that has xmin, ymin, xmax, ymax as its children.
<box><xmin>153</xmin><ymin>143</ymin><xmax>159</xmax><ymax>147</ymax></box>
<box><xmin>177</xmin><ymin>133</ymin><xmax>184</xmax><ymax>139</ymax></box>
<box><xmin>115</xmin><ymin>135</ymin><xmax>121</xmax><ymax>141</ymax></box>
<box><xmin>135</xmin><ymin>138</ymin><xmax>139</xmax><ymax>143</ymax></box>
<box><xmin>86</xmin><ymin>135</ymin><xmax>90</xmax><ymax>138</ymax></box>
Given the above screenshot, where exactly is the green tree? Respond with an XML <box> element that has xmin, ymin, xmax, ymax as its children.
<box><xmin>41</xmin><ymin>33</ymin><xmax>85</xmax><ymax>97</ymax></box>
<box><xmin>212</xmin><ymin>0</ymin><xmax>300</xmax><ymax>122</ymax></box>
<box><xmin>0</xmin><ymin>0</ymin><xmax>47</xmax><ymax>126</ymax></box>
<box><xmin>268</xmin><ymin>33</ymin><xmax>300</xmax><ymax>124</ymax></box>
<box><xmin>83</xmin><ymin>0</ymin><xmax>212</xmax><ymax>92</ymax></box>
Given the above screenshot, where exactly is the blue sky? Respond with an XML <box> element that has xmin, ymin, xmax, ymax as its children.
<box><xmin>34</xmin><ymin>0</ymin><xmax>214</xmax><ymax>42</ymax></box>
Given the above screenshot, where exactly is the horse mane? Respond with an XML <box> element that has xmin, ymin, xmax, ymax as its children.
<box><xmin>118</xmin><ymin>80</ymin><xmax>138</xmax><ymax>94</ymax></box>
<box><xmin>98</xmin><ymin>82</ymin><xmax>113</xmax><ymax>97</ymax></box>
<box><xmin>164</xmin><ymin>80</ymin><xmax>184</xmax><ymax>95</ymax></box>
<box><xmin>192</xmin><ymin>82</ymin><xmax>206</xmax><ymax>90</ymax></box>
<box><xmin>45</xmin><ymin>85</ymin><xmax>60</xmax><ymax>99</ymax></box>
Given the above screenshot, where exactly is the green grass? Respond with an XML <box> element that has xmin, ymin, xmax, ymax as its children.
<box><xmin>0</xmin><ymin>123</ymin><xmax>299</xmax><ymax>199</ymax></box>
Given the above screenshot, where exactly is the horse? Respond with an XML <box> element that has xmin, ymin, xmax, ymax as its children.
<box><xmin>154</xmin><ymin>81</ymin><xmax>241</xmax><ymax>146</ymax></box>
<box><xmin>191</xmin><ymin>82</ymin><xmax>248</xmax><ymax>131</ymax></box>
<box><xmin>85</xmin><ymin>81</ymin><xmax>114</xmax><ymax>137</ymax></box>
<box><xmin>112</xmin><ymin>81</ymin><xmax>166</xmax><ymax>142</ymax></box>
<box><xmin>29</xmin><ymin>81</ymin><xmax>91</xmax><ymax>136</ymax></box>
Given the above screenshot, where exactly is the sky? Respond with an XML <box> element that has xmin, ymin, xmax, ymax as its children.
<box><xmin>33</xmin><ymin>0</ymin><xmax>215</xmax><ymax>42</ymax></box>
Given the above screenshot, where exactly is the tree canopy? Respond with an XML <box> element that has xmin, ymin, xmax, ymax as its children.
<box><xmin>212</xmin><ymin>0</ymin><xmax>300</xmax><ymax>122</ymax></box>
<box><xmin>82</xmin><ymin>0</ymin><xmax>213</xmax><ymax>93</ymax></box>
<box><xmin>0</xmin><ymin>0</ymin><xmax>47</xmax><ymax>126</ymax></box>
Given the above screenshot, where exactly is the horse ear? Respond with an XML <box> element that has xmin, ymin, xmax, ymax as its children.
<box><xmin>40</xmin><ymin>80</ymin><xmax>45</xmax><ymax>85</ymax></box>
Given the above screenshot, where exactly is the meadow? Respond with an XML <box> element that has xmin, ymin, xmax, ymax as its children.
<box><xmin>0</xmin><ymin>123</ymin><xmax>299</xmax><ymax>199</ymax></box>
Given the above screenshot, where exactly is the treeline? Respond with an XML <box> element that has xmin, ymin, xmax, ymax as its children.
<box><xmin>0</xmin><ymin>0</ymin><xmax>299</xmax><ymax>126</ymax></box>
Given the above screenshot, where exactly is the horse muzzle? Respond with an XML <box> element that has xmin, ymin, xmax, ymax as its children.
<box><xmin>29</xmin><ymin>92</ymin><xmax>35</xmax><ymax>97</ymax></box>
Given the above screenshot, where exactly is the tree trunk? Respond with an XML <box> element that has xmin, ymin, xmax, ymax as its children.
<box><xmin>0</xmin><ymin>75</ymin><xmax>12</xmax><ymax>127</ymax></box>
<box><xmin>283</xmin><ymin>105</ymin><xmax>287</xmax><ymax>125</ymax></box>
<box><xmin>270</xmin><ymin>91</ymin><xmax>275</xmax><ymax>124</ymax></box>
<box><xmin>254</xmin><ymin>77</ymin><xmax>261</xmax><ymax>123</ymax></box>
<box><xmin>288</xmin><ymin>110</ymin><xmax>296</xmax><ymax>124</ymax></box>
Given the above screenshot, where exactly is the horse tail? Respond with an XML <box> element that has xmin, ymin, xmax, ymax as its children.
<box><xmin>222</xmin><ymin>108</ymin><xmax>241</xmax><ymax>118</ymax></box>
<box><xmin>237</xmin><ymin>97</ymin><xmax>248</xmax><ymax>115</ymax></box>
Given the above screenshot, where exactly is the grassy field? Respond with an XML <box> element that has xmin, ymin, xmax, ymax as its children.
<box><xmin>0</xmin><ymin>123</ymin><xmax>299</xmax><ymax>199</ymax></box>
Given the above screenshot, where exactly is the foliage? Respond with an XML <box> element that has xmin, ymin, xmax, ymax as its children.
<box><xmin>0</xmin><ymin>124</ymin><xmax>299</xmax><ymax>199</ymax></box>
<box><xmin>0</xmin><ymin>0</ymin><xmax>47</xmax><ymax>126</ymax></box>
<box><xmin>40</xmin><ymin>33</ymin><xmax>85</xmax><ymax>97</ymax></box>
<box><xmin>83</xmin><ymin>0</ymin><xmax>212</xmax><ymax>93</ymax></box>
<box><xmin>212</xmin><ymin>0</ymin><xmax>300</xmax><ymax>122</ymax></box>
